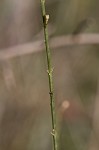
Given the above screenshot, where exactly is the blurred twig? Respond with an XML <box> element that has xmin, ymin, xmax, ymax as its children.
<box><xmin>1</xmin><ymin>60</ymin><xmax>16</xmax><ymax>90</ymax></box>
<box><xmin>88</xmin><ymin>76</ymin><xmax>99</xmax><ymax>150</ymax></box>
<box><xmin>0</xmin><ymin>33</ymin><xmax>99</xmax><ymax>60</ymax></box>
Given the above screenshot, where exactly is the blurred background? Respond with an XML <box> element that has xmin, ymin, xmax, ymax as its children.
<box><xmin>0</xmin><ymin>0</ymin><xmax>99</xmax><ymax>150</ymax></box>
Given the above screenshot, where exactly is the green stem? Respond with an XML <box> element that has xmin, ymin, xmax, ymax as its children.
<box><xmin>40</xmin><ymin>1</ymin><xmax>58</xmax><ymax>150</ymax></box>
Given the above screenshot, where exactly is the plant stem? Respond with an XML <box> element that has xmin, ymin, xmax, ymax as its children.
<box><xmin>40</xmin><ymin>1</ymin><xmax>58</xmax><ymax>150</ymax></box>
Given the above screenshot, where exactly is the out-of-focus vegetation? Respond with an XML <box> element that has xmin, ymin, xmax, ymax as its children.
<box><xmin>0</xmin><ymin>0</ymin><xmax>99</xmax><ymax>150</ymax></box>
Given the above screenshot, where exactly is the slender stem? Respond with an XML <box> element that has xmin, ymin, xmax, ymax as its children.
<box><xmin>40</xmin><ymin>1</ymin><xmax>58</xmax><ymax>150</ymax></box>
